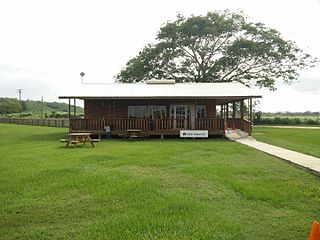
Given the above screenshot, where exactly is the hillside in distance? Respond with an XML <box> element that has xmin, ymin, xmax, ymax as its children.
<box><xmin>0</xmin><ymin>98</ymin><xmax>83</xmax><ymax>117</ymax></box>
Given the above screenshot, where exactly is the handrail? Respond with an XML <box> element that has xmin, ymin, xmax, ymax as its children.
<box><xmin>69</xmin><ymin>118</ymin><xmax>227</xmax><ymax>132</ymax></box>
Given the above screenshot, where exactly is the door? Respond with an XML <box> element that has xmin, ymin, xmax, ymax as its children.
<box><xmin>170</xmin><ymin>105</ymin><xmax>193</xmax><ymax>129</ymax></box>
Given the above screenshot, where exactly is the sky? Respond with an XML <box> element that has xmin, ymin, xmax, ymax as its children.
<box><xmin>0</xmin><ymin>0</ymin><xmax>319</xmax><ymax>112</ymax></box>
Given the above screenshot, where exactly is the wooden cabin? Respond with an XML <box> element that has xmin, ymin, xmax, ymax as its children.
<box><xmin>59</xmin><ymin>80</ymin><xmax>262</xmax><ymax>137</ymax></box>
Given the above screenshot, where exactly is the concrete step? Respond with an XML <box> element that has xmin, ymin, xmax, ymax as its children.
<box><xmin>225</xmin><ymin>129</ymin><xmax>249</xmax><ymax>140</ymax></box>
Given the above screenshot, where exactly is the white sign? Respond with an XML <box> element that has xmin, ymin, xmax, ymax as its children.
<box><xmin>180</xmin><ymin>130</ymin><xmax>208</xmax><ymax>138</ymax></box>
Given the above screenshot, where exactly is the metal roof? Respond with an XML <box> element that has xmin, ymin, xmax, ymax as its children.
<box><xmin>59</xmin><ymin>82</ymin><xmax>262</xmax><ymax>99</ymax></box>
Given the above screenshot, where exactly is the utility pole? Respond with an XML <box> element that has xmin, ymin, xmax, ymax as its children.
<box><xmin>41</xmin><ymin>96</ymin><xmax>44</xmax><ymax>118</ymax></box>
<box><xmin>17</xmin><ymin>89</ymin><xmax>22</xmax><ymax>117</ymax></box>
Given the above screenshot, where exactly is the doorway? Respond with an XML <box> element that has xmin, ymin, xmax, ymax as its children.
<box><xmin>170</xmin><ymin>105</ymin><xmax>194</xmax><ymax>129</ymax></box>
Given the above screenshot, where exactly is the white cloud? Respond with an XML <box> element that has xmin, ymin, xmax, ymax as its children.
<box><xmin>0</xmin><ymin>0</ymin><xmax>319</xmax><ymax>111</ymax></box>
<box><xmin>259</xmin><ymin>83</ymin><xmax>320</xmax><ymax>112</ymax></box>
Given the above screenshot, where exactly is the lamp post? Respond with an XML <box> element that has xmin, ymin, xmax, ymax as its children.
<box><xmin>17</xmin><ymin>89</ymin><xmax>22</xmax><ymax>117</ymax></box>
<box><xmin>80</xmin><ymin>72</ymin><xmax>85</xmax><ymax>84</ymax></box>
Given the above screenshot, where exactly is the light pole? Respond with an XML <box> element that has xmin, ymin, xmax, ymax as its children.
<box><xmin>80</xmin><ymin>72</ymin><xmax>85</xmax><ymax>84</ymax></box>
<box><xmin>17</xmin><ymin>89</ymin><xmax>22</xmax><ymax>117</ymax></box>
<box><xmin>41</xmin><ymin>96</ymin><xmax>44</xmax><ymax>118</ymax></box>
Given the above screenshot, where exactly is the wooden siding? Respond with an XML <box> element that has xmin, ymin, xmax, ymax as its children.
<box><xmin>84</xmin><ymin>99</ymin><xmax>217</xmax><ymax>119</ymax></box>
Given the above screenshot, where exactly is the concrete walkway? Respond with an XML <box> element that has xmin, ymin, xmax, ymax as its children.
<box><xmin>235</xmin><ymin>136</ymin><xmax>320</xmax><ymax>175</ymax></box>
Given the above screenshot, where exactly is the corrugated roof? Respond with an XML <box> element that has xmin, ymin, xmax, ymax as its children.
<box><xmin>59</xmin><ymin>82</ymin><xmax>262</xmax><ymax>99</ymax></box>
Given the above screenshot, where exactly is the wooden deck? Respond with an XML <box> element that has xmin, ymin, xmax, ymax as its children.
<box><xmin>69</xmin><ymin>118</ymin><xmax>252</xmax><ymax>136</ymax></box>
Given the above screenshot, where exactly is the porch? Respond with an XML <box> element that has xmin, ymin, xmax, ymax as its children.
<box><xmin>69</xmin><ymin>117</ymin><xmax>252</xmax><ymax>137</ymax></box>
<box><xmin>60</xmin><ymin>82</ymin><xmax>260</xmax><ymax>138</ymax></box>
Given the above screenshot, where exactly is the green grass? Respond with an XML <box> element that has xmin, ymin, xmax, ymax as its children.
<box><xmin>1</xmin><ymin>124</ymin><xmax>319</xmax><ymax>239</ymax></box>
<box><xmin>253</xmin><ymin>127</ymin><xmax>320</xmax><ymax>158</ymax></box>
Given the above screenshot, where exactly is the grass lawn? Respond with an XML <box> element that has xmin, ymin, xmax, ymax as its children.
<box><xmin>253</xmin><ymin>127</ymin><xmax>320</xmax><ymax>158</ymax></box>
<box><xmin>1</xmin><ymin>124</ymin><xmax>319</xmax><ymax>240</ymax></box>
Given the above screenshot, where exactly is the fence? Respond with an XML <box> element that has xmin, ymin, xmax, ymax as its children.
<box><xmin>0</xmin><ymin>118</ymin><xmax>69</xmax><ymax>128</ymax></box>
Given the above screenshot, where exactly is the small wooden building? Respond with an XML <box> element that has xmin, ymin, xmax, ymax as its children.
<box><xmin>59</xmin><ymin>80</ymin><xmax>261</xmax><ymax>137</ymax></box>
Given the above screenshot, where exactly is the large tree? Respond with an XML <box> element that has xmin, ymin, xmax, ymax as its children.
<box><xmin>116</xmin><ymin>11</ymin><xmax>317</xmax><ymax>90</ymax></box>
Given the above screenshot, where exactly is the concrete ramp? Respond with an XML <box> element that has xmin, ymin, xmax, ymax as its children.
<box><xmin>225</xmin><ymin>129</ymin><xmax>249</xmax><ymax>140</ymax></box>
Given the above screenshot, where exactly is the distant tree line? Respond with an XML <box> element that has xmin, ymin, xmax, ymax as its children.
<box><xmin>0</xmin><ymin>98</ymin><xmax>26</xmax><ymax>114</ymax></box>
<box><xmin>263</xmin><ymin>111</ymin><xmax>320</xmax><ymax>116</ymax></box>
<box><xmin>253</xmin><ymin>111</ymin><xmax>320</xmax><ymax>126</ymax></box>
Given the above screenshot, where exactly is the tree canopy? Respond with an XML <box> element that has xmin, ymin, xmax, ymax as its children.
<box><xmin>116</xmin><ymin>11</ymin><xmax>317</xmax><ymax>90</ymax></box>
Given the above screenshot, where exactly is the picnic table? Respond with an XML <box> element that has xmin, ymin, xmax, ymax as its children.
<box><xmin>64</xmin><ymin>132</ymin><xmax>95</xmax><ymax>147</ymax></box>
<box><xmin>126</xmin><ymin>129</ymin><xmax>142</xmax><ymax>139</ymax></box>
<box><xmin>117</xmin><ymin>129</ymin><xmax>149</xmax><ymax>139</ymax></box>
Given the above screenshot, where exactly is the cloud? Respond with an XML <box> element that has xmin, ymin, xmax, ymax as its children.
<box><xmin>290</xmin><ymin>77</ymin><xmax>320</xmax><ymax>95</ymax></box>
<box><xmin>259</xmin><ymin>85</ymin><xmax>320</xmax><ymax>112</ymax></box>
<box><xmin>0</xmin><ymin>64</ymin><xmax>58</xmax><ymax>101</ymax></box>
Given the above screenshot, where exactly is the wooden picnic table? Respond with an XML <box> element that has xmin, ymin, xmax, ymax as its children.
<box><xmin>65</xmin><ymin>132</ymin><xmax>95</xmax><ymax>147</ymax></box>
<box><xmin>126</xmin><ymin>129</ymin><xmax>142</xmax><ymax>139</ymax></box>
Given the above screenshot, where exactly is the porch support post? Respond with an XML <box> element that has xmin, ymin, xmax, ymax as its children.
<box><xmin>220</xmin><ymin>105</ymin><xmax>223</xmax><ymax>118</ymax></box>
<box><xmin>232</xmin><ymin>102</ymin><xmax>236</xmax><ymax>119</ymax></box>
<box><xmin>240</xmin><ymin>100</ymin><xmax>244</xmax><ymax>119</ymax></box>
<box><xmin>68</xmin><ymin>98</ymin><xmax>71</xmax><ymax>133</ymax></box>
<box><xmin>247</xmin><ymin>99</ymin><xmax>249</xmax><ymax>121</ymax></box>
<box><xmin>68</xmin><ymin>98</ymin><xmax>71</xmax><ymax>119</ymax></box>
<box><xmin>249</xmin><ymin>97</ymin><xmax>253</xmax><ymax>135</ymax></box>
<box><xmin>232</xmin><ymin>101</ymin><xmax>236</xmax><ymax>129</ymax></box>
<box><xmin>249</xmin><ymin>97</ymin><xmax>253</xmax><ymax>123</ymax></box>
<box><xmin>212</xmin><ymin>100</ymin><xmax>216</xmax><ymax>118</ymax></box>
<box><xmin>226</xmin><ymin>103</ymin><xmax>229</xmax><ymax>119</ymax></box>
<box><xmin>73</xmin><ymin>98</ymin><xmax>76</xmax><ymax>118</ymax></box>
<box><xmin>240</xmin><ymin>100</ymin><xmax>244</xmax><ymax>131</ymax></box>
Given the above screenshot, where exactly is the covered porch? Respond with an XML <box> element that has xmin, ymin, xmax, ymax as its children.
<box><xmin>59</xmin><ymin>81</ymin><xmax>261</xmax><ymax>138</ymax></box>
<box><xmin>65</xmin><ymin>97</ymin><xmax>255</xmax><ymax>137</ymax></box>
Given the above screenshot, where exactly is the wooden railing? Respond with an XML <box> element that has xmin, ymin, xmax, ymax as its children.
<box><xmin>226</xmin><ymin>118</ymin><xmax>252</xmax><ymax>134</ymax></box>
<box><xmin>196</xmin><ymin>118</ymin><xmax>224</xmax><ymax>130</ymax></box>
<box><xmin>114</xmin><ymin>118</ymin><xmax>150</xmax><ymax>131</ymax></box>
<box><xmin>69</xmin><ymin>118</ymin><xmax>226</xmax><ymax>132</ymax></box>
<box><xmin>241</xmin><ymin>119</ymin><xmax>252</xmax><ymax>135</ymax></box>
<box><xmin>70</xmin><ymin>118</ymin><xmax>105</xmax><ymax>131</ymax></box>
<box><xmin>226</xmin><ymin>118</ymin><xmax>242</xmax><ymax>129</ymax></box>
<box><xmin>0</xmin><ymin>117</ymin><xmax>252</xmax><ymax>134</ymax></box>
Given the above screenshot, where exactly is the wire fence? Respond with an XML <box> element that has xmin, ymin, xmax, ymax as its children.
<box><xmin>0</xmin><ymin>118</ymin><xmax>69</xmax><ymax>128</ymax></box>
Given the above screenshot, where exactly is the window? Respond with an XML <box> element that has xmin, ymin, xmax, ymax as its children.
<box><xmin>128</xmin><ymin>106</ymin><xmax>167</xmax><ymax>118</ymax></box>
<box><xmin>196</xmin><ymin>105</ymin><xmax>206</xmax><ymax>118</ymax></box>
<box><xmin>149</xmin><ymin>106</ymin><xmax>166</xmax><ymax>118</ymax></box>
<box><xmin>128</xmin><ymin>106</ymin><xmax>147</xmax><ymax>118</ymax></box>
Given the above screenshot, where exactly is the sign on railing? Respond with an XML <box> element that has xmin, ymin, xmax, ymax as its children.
<box><xmin>180</xmin><ymin>130</ymin><xmax>208</xmax><ymax>138</ymax></box>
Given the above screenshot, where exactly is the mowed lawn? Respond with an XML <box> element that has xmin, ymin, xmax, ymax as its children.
<box><xmin>253</xmin><ymin>127</ymin><xmax>320</xmax><ymax>158</ymax></box>
<box><xmin>0</xmin><ymin>124</ymin><xmax>319</xmax><ymax>240</ymax></box>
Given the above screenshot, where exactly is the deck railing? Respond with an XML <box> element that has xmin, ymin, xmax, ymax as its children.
<box><xmin>241</xmin><ymin>119</ymin><xmax>252</xmax><ymax>134</ymax></box>
<box><xmin>69</xmin><ymin>118</ymin><xmax>227</xmax><ymax>132</ymax></box>
<box><xmin>0</xmin><ymin>117</ymin><xmax>252</xmax><ymax>134</ymax></box>
<box><xmin>226</xmin><ymin>118</ymin><xmax>252</xmax><ymax>134</ymax></box>
<box><xmin>70</xmin><ymin>118</ymin><xmax>105</xmax><ymax>131</ymax></box>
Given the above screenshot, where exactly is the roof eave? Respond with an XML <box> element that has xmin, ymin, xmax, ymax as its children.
<box><xmin>59</xmin><ymin>95</ymin><xmax>262</xmax><ymax>100</ymax></box>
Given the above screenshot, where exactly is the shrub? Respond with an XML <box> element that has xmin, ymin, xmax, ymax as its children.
<box><xmin>254</xmin><ymin>117</ymin><xmax>320</xmax><ymax>126</ymax></box>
